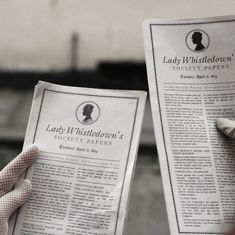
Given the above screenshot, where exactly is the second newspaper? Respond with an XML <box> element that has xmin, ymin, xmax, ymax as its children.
<box><xmin>144</xmin><ymin>15</ymin><xmax>235</xmax><ymax>235</ymax></box>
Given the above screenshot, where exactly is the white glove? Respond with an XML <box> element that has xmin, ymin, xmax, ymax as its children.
<box><xmin>216</xmin><ymin>118</ymin><xmax>235</xmax><ymax>139</ymax></box>
<box><xmin>0</xmin><ymin>144</ymin><xmax>38</xmax><ymax>235</ymax></box>
<box><xmin>216</xmin><ymin>118</ymin><xmax>235</xmax><ymax>235</ymax></box>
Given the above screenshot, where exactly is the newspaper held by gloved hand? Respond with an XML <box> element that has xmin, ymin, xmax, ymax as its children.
<box><xmin>8</xmin><ymin>81</ymin><xmax>146</xmax><ymax>235</ymax></box>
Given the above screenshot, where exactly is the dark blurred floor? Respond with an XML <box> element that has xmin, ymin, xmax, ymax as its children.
<box><xmin>125</xmin><ymin>154</ymin><xmax>170</xmax><ymax>235</ymax></box>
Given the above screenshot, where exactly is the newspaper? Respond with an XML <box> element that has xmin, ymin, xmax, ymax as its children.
<box><xmin>143</xmin><ymin>15</ymin><xmax>235</xmax><ymax>235</ymax></box>
<box><xmin>8</xmin><ymin>81</ymin><xmax>146</xmax><ymax>235</ymax></box>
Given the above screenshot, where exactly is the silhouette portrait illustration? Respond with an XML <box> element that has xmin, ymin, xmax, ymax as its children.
<box><xmin>191</xmin><ymin>31</ymin><xmax>205</xmax><ymax>51</ymax></box>
<box><xmin>82</xmin><ymin>104</ymin><xmax>94</xmax><ymax>123</ymax></box>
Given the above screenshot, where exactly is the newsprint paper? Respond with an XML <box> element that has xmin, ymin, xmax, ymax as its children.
<box><xmin>143</xmin><ymin>15</ymin><xmax>235</xmax><ymax>235</ymax></box>
<box><xmin>8</xmin><ymin>81</ymin><xmax>146</xmax><ymax>235</ymax></box>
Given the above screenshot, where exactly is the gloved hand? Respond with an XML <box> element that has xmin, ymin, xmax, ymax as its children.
<box><xmin>216</xmin><ymin>118</ymin><xmax>235</xmax><ymax>139</ymax></box>
<box><xmin>216</xmin><ymin>118</ymin><xmax>235</xmax><ymax>235</ymax></box>
<box><xmin>0</xmin><ymin>144</ymin><xmax>38</xmax><ymax>235</ymax></box>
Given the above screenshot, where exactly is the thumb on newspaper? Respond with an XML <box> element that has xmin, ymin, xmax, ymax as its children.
<box><xmin>216</xmin><ymin>118</ymin><xmax>235</xmax><ymax>139</ymax></box>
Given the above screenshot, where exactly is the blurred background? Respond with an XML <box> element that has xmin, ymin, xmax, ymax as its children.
<box><xmin>1</xmin><ymin>0</ymin><xmax>235</xmax><ymax>234</ymax></box>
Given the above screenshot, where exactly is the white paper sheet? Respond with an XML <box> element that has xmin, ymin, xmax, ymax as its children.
<box><xmin>143</xmin><ymin>15</ymin><xmax>235</xmax><ymax>235</ymax></box>
<box><xmin>8</xmin><ymin>81</ymin><xmax>146</xmax><ymax>235</ymax></box>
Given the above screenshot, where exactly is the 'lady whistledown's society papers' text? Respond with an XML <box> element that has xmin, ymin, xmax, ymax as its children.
<box><xmin>143</xmin><ymin>16</ymin><xmax>235</xmax><ymax>235</ymax></box>
<box><xmin>8</xmin><ymin>81</ymin><xmax>146</xmax><ymax>235</ymax></box>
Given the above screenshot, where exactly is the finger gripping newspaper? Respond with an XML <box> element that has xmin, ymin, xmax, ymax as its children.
<box><xmin>143</xmin><ymin>15</ymin><xmax>235</xmax><ymax>235</ymax></box>
<box><xmin>8</xmin><ymin>81</ymin><xmax>146</xmax><ymax>235</ymax></box>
